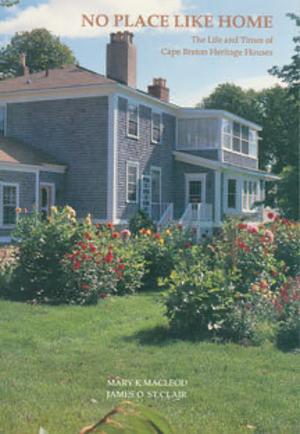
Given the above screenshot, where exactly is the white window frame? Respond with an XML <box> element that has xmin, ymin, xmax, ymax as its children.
<box><xmin>242</xmin><ymin>178</ymin><xmax>260</xmax><ymax>212</ymax></box>
<box><xmin>185</xmin><ymin>173</ymin><xmax>207</xmax><ymax>207</ymax></box>
<box><xmin>0</xmin><ymin>182</ymin><xmax>19</xmax><ymax>228</ymax></box>
<box><xmin>126</xmin><ymin>161</ymin><xmax>139</xmax><ymax>204</ymax></box>
<box><xmin>126</xmin><ymin>101</ymin><xmax>139</xmax><ymax>139</ymax></box>
<box><xmin>150</xmin><ymin>166</ymin><xmax>162</xmax><ymax>205</ymax></box>
<box><xmin>222</xmin><ymin>119</ymin><xmax>258</xmax><ymax>160</ymax></box>
<box><xmin>151</xmin><ymin>111</ymin><xmax>162</xmax><ymax>144</ymax></box>
<box><xmin>0</xmin><ymin>104</ymin><xmax>7</xmax><ymax>137</ymax></box>
<box><xmin>223</xmin><ymin>175</ymin><xmax>241</xmax><ymax>214</ymax></box>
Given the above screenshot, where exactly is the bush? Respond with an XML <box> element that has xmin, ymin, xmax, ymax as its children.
<box><xmin>10</xmin><ymin>208</ymin><xmax>145</xmax><ymax>304</ymax></box>
<box><xmin>136</xmin><ymin>226</ymin><xmax>194</xmax><ymax>290</ymax></box>
<box><xmin>269</xmin><ymin>215</ymin><xmax>300</xmax><ymax>277</ymax></box>
<box><xmin>12</xmin><ymin>207</ymin><xmax>80</xmax><ymax>301</ymax></box>
<box><xmin>211</xmin><ymin>218</ymin><xmax>287</xmax><ymax>295</ymax></box>
<box><xmin>274</xmin><ymin>277</ymin><xmax>300</xmax><ymax>350</ymax></box>
<box><xmin>164</xmin><ymin>259</ymin><xmax>236</xmax><ymax>338</ymax></box>
<box><xmin>129</xmin><ymin>210</ymin><xmax>155</xmax><ymax>235</ymax></box>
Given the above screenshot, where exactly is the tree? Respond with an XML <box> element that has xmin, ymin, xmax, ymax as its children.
<box><xmin>269</xmin><ymin>13</ymin><xmax>300</xmax><ymax>92</ymax></box>
<box><xmin>269</xmin><ymin>13</ymin><xmax>300</xmax><ymax>219</ymax></box>
<box><xmin>0</xmin><ymin>28</ymin><xmax>76</xmax><ymax>79</ymax></box>
<box><xmin>0</xmin><ymin>0</ymin><xmax>19</xmax><ymax>6</ymax></box>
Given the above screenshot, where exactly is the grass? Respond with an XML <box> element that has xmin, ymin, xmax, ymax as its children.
<box><xmin>0</xmin><ymin>294</ymin><xmax>299</xmax><ymax>434</ymax></box>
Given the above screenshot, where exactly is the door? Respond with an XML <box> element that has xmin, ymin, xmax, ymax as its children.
<box><xmin>40</xmin><ymin>183</ymin><xmax>55</xmax><ymax>219</ymax></box>
<box><xmin>185</xmin><ymin>174</ymin><xmax>206</xmax><ymax>219</ymax></box>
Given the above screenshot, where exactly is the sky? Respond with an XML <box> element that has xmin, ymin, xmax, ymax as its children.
<box><xmin>0</xmin><ymin>0</ymin><xmax>298</xmax><ymax>106</ymax></box>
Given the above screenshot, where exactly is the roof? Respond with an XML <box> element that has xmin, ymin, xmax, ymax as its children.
<box><xmin>0</xmin><ymin>64</ymin><xmax>115</xmax><ymax>94</ymax></box>
<box><xmin>174</xmin><ymin>151</ymin><xmax>280</xmax><ymax>181</ymax></box>
<box><xmin>0</xmin><ymin>136</ymin><xmax>65</xmax><ymax>170</ymax></box>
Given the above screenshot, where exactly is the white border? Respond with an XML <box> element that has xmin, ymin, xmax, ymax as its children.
<box><xmin>126</xmin><ymin>160</ymin><xmax>139</xmax><ymax>204</ymax></box>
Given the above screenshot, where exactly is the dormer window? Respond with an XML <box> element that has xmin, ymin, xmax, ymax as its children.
<box><xmin>127</xmin><ymin>103</ymin><xmax>139</xmax><ymax>138</ymax></box>
<box><xmin>151</xmin><ymin>112</ymin><xmax>162</xmax><ymax>144</ymax></box>
<box><xmin>0</xmin><ymin>106</ymin><xmax>5</xmax><ymax>136</ymax></box>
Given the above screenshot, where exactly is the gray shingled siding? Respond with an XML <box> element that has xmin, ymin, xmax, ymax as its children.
<box><xmin>173</xmin><ymin>161</ymin><xmax>215</xmax><ymax>220</ymax></box>
<box><xmin>182</xmin><ymin>150</ymin><xmax>219</xmax><ymax>160</ymax></box>
<box><xmin>7</xmin><ymin>97</ymin><xmax>109</xmax><ymax>219</ymax></box>
<box><xmin>223</xmin><ymin>150</ymin><xmax>258</xmax><ymax>169</ymax></box>
<box><xmin>0</xmin><ymin>170</ymin><xmax>36</xmax><ymax>237</ymax></box>
<box><xmin>116</xmin><ymin>97</ymin><xmax>176</xmax><ymax>221</ymax></box>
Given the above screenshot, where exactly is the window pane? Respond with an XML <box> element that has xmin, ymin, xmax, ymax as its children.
<box><xmin>128</xmin><ymin>104</ymin><xmax>138</xmax><ymax>136</ymax></box>
<box><xmin>3</xmin><ymin>186</ymin><xmax>16</xmax><ymax>205</ymax></box>
<box><xmin>233</xmin><ymin>122</ymin><xmax>240</xmax><ymax>136</ymax></box>
<box><xmin>127</xmin><ymin>164</ymin><xmax>138</xmax><ymax>202</ymax></box>
<box><xmin>222</xmin><ymin>119</ymin><xmax>232</xmax><ymax>134</ymax></box>
<box><xmin>189</xmin><ymin>181</ymin><xmax>202</xmax><ymax>203</ymax></box>
<box><xmin>242</xmin><ymin>140</ymin><xmax>249</xmax><ymax>154</ymax></box>
<box><xmin>223</xmin><ymin>133</ymin><xmax>231</xmax><ymax>149</ymax></box>
<box><xmin>152</xmin><ymin>113</ymin><xmax>161</xmax><ymax>143</ymax></box>
<box><xmin>227</xmin><ymin>179</ymin><xmax>236</xmax><ymax>209</ymax></box>
<box><xmin>233</xmin><ymin>137</ymin><xmax>241</xmax><ymax>152</ymax></box>
<box><xmin>2</xmin><ymin>185</ymin><xmax>17</xmax><ymax>225</ymax></box>
<box><xmin>242</xmin><ymin>126</ymin><xmax>249</xmax><ymax>140</ymax></box>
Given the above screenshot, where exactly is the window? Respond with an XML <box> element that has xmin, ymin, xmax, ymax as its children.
<box><xmin>222</xmin><ymin>119</ymin><xmax>232</xmax><ymax>149</ymax></box>
<box><xmin>242</xmin><ymin>180</ymin><xmax>259</xmax><ymax>211</ymax></box>
<box><xmin>1</xmin><ymin>184</ymin><xmax>18</xmax><ymax>226</ymax></box>
<box><xmin>151</xmin><ymin>112</ymin><xmax>162</xmax><ymax>143</ymax></box>
<box><xmin>127</xmin><ymin>103</ymin><xmax>138</xmax><ymax>137</ymax></box>
<box><xmin>150</xmin><ymin>167</ymin><xmax>161</xmax><ymax>204</ymax></box>
<box><xmin>249</xmin><ymin>129</ymin><xmax>258</xmax><ymax>157</ymax></box>
<box><xmin>40</xmin><ymin>183</ymin><xmax>55</xmax><ymax>220</ymax></box>
<box><xmin>222</xmin><ymin>119</ymin><xmax>258</xmax><ymax>158</ymax></box>
<box><xmin>0</xmin><ymin>106</ymin><xmax>5</xmax><ymax>136</ymax></box>
<box><xmin>227</xmin><ymin>179</ymin><xmax>237</xmax><ymax>209</ymax></box>
<box><xmin>126</xmin><ymin>162</ymin><xmax>139</xmax><ymax>203</ymax></box>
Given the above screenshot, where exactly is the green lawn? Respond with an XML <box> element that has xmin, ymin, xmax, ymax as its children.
<box><xmin>0</xmin><ymin>294</ymin><xmax>299</xmax><ymax>434</ymax></box>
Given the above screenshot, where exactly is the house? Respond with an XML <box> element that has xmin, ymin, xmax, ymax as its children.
<box><xmin>0</xmin><ymin>31</ymin><xmax>278</xmax><ymax>242</ymax></box>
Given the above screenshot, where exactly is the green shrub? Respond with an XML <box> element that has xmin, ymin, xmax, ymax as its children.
<box><xmin>129</xmin><ymin>210</ymin><xmax>155</xmax><ymax>235</ymax></box>
<box><xmin>12</xmin><ymin>207</ymin><xmax>80</xmax><ymax>301</ymax></box>
<box><xmin>11</xmin><ymin>208</ymin><xmax>145</xmax><ymax>304</ymax></box>
<box><xmin>137</xmin><ymin>226</ymin><xmax>194</xmax><ymax>290</ymax></box>
<box><xmin>274</xmin><ymin>277</ymin><xmax>300</xmax><ymax>350</ymax></box>
<box><xmin>164</xmin><ymin>259</ymin><xmax>236</xmax><ymax>338</ymax></box>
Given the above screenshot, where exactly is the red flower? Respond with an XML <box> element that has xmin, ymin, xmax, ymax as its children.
<box><xmin>104</xmin><ymin>250</ymin><xmax>114</xmax><ymax>263</ymax></box>
<box><xmin>82</xmin><ymin>283</ymin><xmax>89</xmax><ymax>290</ymax></box>
<box><xmin>237</xmin><ymin>223</ymin><xmax>248</xmax><ymax>230</ymax></box>
<box><xmin>89</xmin><ymin>243</ymin><xmax>97</xmax><ymax>253</ymax></box>
<box><xmin>73</xmin><ymin>261</ymin><xmax>81</xmax><ymax>270</ymax></box>
<box><xmin>154</xmin><ymin>233</ymin><xmax>161</xmax><ymax>240</ymax></box>
<box><xmin>118</xmin><ymin>263</ymin><xmax>125</xmax><ymax>271</ymax></box>
<box><xmin>106</xmin><ymin>222</ymin><xmax>114</xmax><ymax>230</ymax></box>
<box><xmin>112</xmin><ymin>232</ymin><xmax>120</xmax><ymax>239</ymax></box>
<box><xmin>267</xmin><ymin>211</ymin><xmax>276</xmax><ymax>220</ymax></box>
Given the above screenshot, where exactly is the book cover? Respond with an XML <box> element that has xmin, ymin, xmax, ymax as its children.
<box><xmin>0</xmin><ymin>1</ymin><xmax>299</xmax><ymax>433</ymax></box>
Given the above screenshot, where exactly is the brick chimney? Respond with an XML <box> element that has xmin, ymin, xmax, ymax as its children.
<box><xmin>106</xmin><ymin>31</ymin><xmax>136</xmax><ymax>88</ymax></box>
<box><xmin>148</xmin><ymin>78</ymin><xmax>170</xmax><ymax>103</ymax></box>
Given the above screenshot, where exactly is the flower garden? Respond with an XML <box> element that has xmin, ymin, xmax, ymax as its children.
<box><xmin>0</xmin><ymin>206</ymin><xmax>299</xmax><ymax>351</ymax></box>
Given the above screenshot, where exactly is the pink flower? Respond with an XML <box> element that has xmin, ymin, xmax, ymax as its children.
<box><xmin>262</xmin><ymin>229</ymin><xmax>274</xmax><ymax>244</ymax></box>
<box><xmin>120</xmin><ymin>229</ymin><xmax>131</xmax><ymax>239</ymax></box>
<box><xmin>247</xmin><ymin>225</ymin><xmax>259</xmax><ymax>234</ymax></box>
